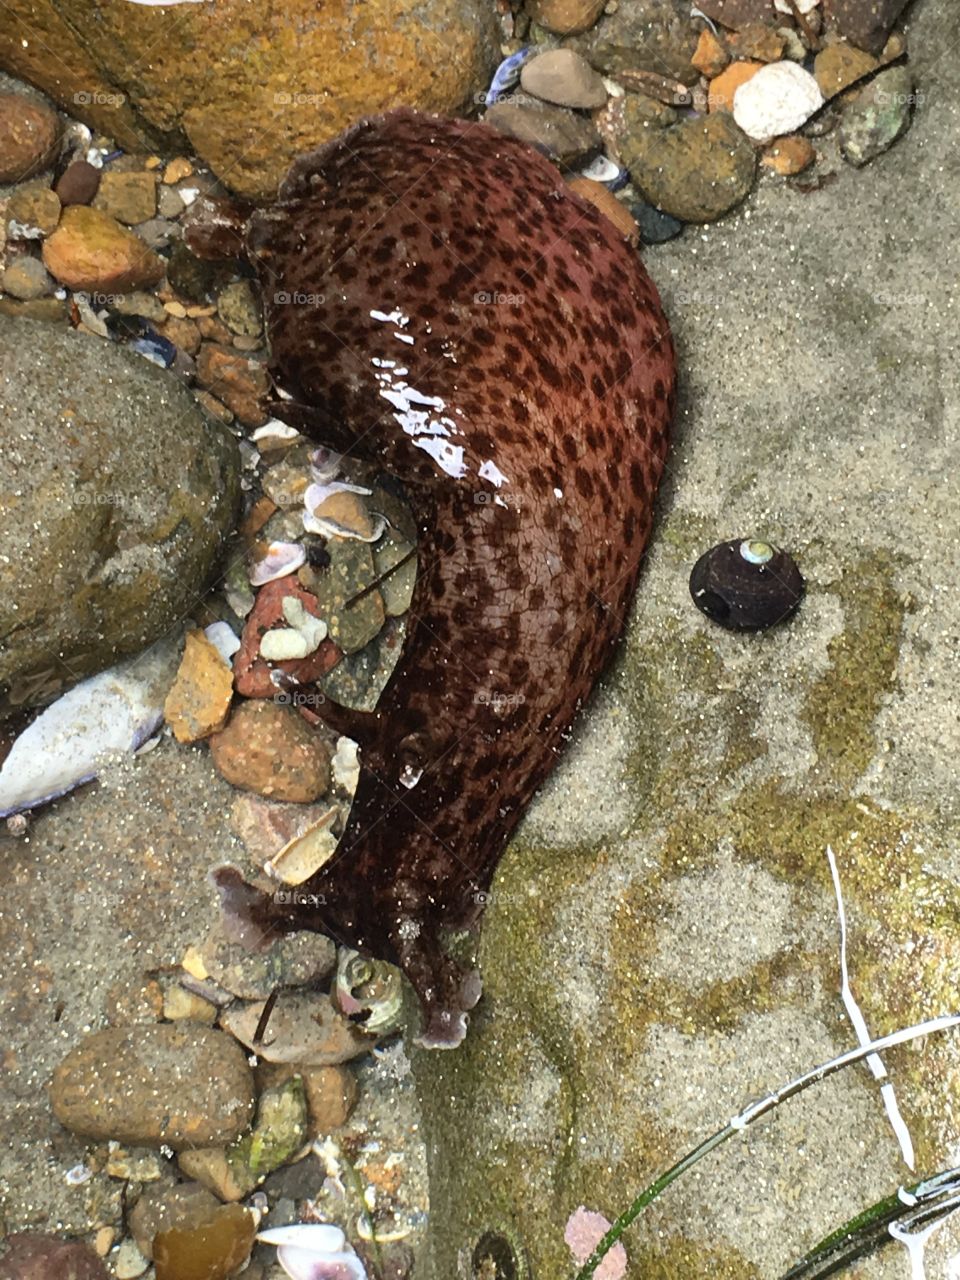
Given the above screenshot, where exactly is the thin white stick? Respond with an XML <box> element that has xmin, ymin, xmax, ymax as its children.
<box><xmin>827</xmin><ymin>844</ymin><xmax>915</xmax><ymax>1169</ymax></box>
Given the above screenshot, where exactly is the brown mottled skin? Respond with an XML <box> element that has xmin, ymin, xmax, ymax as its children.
<box><xmin>216</xmin><ymin>109</ymin><xmax>675</xmax><ymax>1047</ymax></box>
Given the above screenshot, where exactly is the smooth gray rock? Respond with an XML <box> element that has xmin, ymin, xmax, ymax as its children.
<box><xmin>0</xmin><ymin>316</ymin><xmax>240</xmax><ymax>714</ymax></box>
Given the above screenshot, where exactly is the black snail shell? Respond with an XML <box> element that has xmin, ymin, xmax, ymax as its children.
<box><xmin>689</xmin><ymin>538</ymin><xmax>804</xmax><ymax>631</ymax></box>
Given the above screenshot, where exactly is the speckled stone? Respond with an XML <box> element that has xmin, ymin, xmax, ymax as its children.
<box><xmin>49</xmin><ymin>1023</ymin><xmax>255</xmax><ymax>1149</ymax></box>
<box><xmin>208</xmin><ymin>700</ymin><xmax>332</xmax><ymax>803</ymax></box>
<box><xmin>0</xmin><ymin>92</ymin><xmax>59</xmax><ymax>182</ymax></box>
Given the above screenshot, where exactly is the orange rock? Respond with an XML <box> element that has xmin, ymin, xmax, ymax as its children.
<box><xmin>208</xmin><ymin>699</ymin><xmax>332</xmax><ymax>803</ymax></box>
<box><xmin>567</xmin><ymin>177</ymin><xmax>639</xmax><ymax>246</ymax></box>
<box><xmin>692</xmin><ymin>27</ymin><xmax>729</xmax><ymax>79</ymax></box>
<box><xmin>528</xmin><ymin>0</ymin><xmax>605</xmax><ymax>35</ymax></box>
<box><xmin>0</xmin><ymin>0</ymin><xmax>498</xmax><ymax>199</ymax></box>
<box><xmin>164</xmin><ymin>629</ymin><xmax>234</xmax><ymax>743</ymax></box>
<box><xmin>233</xmin><ymin>577</ymin><xmax>342</xmax><ymax>699</ymax></box>
<box><xmin>708</xmin><ymin>60</ymin><xmax>764</xmax><ymax>114</ymax></box>
<box><xmin>195</xmin><ymin>342</ymin><xmax>268</xmax><ymax>427</ymax></box>
<box><xmin>41</xmin><ymin>205</ymin><xmax>164</xmax><ymax>291</ymax></box>
<box><xmin>762</xmin><ymin>134</ymin><xmax>816</xmax><ymax>175</ymax></box>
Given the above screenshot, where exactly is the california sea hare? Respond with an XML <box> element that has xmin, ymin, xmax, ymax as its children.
<box><xmin>215</xmin><ymin>109</ymin><xmax>676</xmax><ymax>1047</ymax></box>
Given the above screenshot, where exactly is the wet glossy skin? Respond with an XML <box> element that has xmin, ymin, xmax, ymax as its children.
<box><xmin>216</xmin><ymin>109</ymin><xmax>675</xmax><ymax>1047</ymax></box>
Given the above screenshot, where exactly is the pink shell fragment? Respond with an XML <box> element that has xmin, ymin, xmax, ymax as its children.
<box><xmin>564</xmin><ymin>1206</ymin><xmax>627</xmax><ymax>1280</ymax></box>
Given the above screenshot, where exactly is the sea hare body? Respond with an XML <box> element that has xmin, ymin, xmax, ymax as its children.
<box><xmin>217</xmin><ymin>109</ymin><xmax>675</xmax><ymax>1047</ymax></box>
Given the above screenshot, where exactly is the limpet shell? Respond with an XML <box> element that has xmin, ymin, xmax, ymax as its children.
<box><xmin>266</xmin><ymin>808</ymin><xmax>340</xmax><ymax>885</ymax></box>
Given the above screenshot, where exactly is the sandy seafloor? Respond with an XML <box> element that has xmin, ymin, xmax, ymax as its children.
<box><xmin>1</xmin><ymin>0</ymin><xmax>959</xmax><ymax>1275</ymax></box>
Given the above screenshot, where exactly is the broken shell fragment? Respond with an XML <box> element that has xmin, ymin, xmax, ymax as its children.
<box><xmin>267</xmin><ymin>807</ymin><xmax>340</xmax><ymax>884</ymax></box>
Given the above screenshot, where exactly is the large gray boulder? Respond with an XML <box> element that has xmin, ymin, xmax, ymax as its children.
<box><xmin>0</xmin><ymin>316</ymin><xmax>239</xmax><ymax>714</ymax></box>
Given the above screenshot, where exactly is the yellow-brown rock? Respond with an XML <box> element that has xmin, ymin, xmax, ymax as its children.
<box><xmin>164</xmin><ymin>629</ymin><xmax>234</xmax><ymax>743</ymax></box>
<box><xmin>691</xmin><ymin>28</ymin><xmax>730</xmax><ymax>79</ymax></box>
<box><xmin>42</xmin><ymin>206</ymin><xmax>165</xmax><ymax>292</ymax></box>
<box><xmin>0</xmin><ymin>0</ymin><xmax>498</xmax><ymax>199</ymax></box>
<box><xmin>567</xmin><ymin>177</ymin><xmax>639</xmax><ymax>246</ymax></box>
<box><xmin>814</xmin><ymin>41</ymin><xmax>879</xmax><ymax>99</ymax></box>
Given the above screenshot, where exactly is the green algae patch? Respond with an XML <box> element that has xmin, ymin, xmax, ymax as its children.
<box><xmin>803</xmin><ymin>552</ymin><xmax>906</xmax><ymax>784</ymax></box>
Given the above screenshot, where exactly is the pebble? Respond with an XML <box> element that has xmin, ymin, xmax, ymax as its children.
<box><xmin>733</xmin><ymin>59</ymin><xmax>825</xmax><ymax>142</ymax></box>
<box><xmin>319</xmin><ymin>615</ymin><xmax>405</xmax><ymax>712</ymax></box>
<box><xmin>526</xmin><ymin>0</ymin><xmax>605</xmax><ymax>34</ymax></box>
<box><xmin>727</xmin><ymin>22</ymin><xmax>785</xmax><ymax>61</ymax></box>
<box><xmin>0</xmin><ymin>1234</ymin><xmax>108</xmax><ymax>1279</ymax></box>
<box><xmin>762</xmin><ymin>133</ymin><xmax>816</xmax><ymax>173</ymax></box>
<box><xmin>483</xmin><ymin>102</ymin><xmax>601</xmax><ymax>167</ymax></box>
<box><xmin>6</xmin><ymin>185</ymin><xmax>61</xmax><ymax>238</ymax></box>
<box><xmin>838</xmin><ymin>64</ymin><xmax>915</xmax><ymax>167</ymax></box>
<box><xmin>208</xmin><ymin>699</ymin><xmax>332</xmax><ymax>803</ymax></box>
<box><xmin>157</xmin><ymin>184</ymin><xmax>186</xmax><ymax>219</ymax></box>
<box><xmin>163</xmin><ymin>156</ymin><xmax>195</xmax><ymax>184</ymax></box>
<box><xmin>217</xmin><ymin>279</ymin><xmax>263</xmax><ymax>336</ymax></box>
<box><xmin>113</xmin><ymin>1238</ymin><xmax>150</xmax><ymax>1279</ymax></box>
<box><xmin>108</xmin><ymin>290</ymin><xmax>167</xmax><ymax>323</ymax></box>
<box><xmin>620</xmin><ymin>109</ymin><xmax>757</xmax><ymax>223</ymax></box>
<box><xmin>519</xmin><ymin>49</ymin><xmax>608</xmax><ymax>109</ymax></box>
<box><xmin>93</xmin><ymin>171</ymin><xmax>158</xmax><ymax>225</ymax></box>
<box><xmin>41</xmin><ymin>206</ymin><xmax>165</xmax><ymax>292</ymax></box>
<box><xmin>129</xmin><ymin>1180</ymin><xmax>220</xmax><ymax>1259</ymax></box>
<box><xmin>104</xmin><ymin>1145</ymin><xmax>166</xmax><ymax>1182</ymax></box>
<box><xmin>631</xmin><ymin>201</ymin><xmax>684</xmax><ymax>243</ymax></box>
<box><xmin>0</xmin><ymin>92</ymin><xmax>59</xmax><ymax>182</ymax></box>
<box><xmin>221</xmin><ymin>991</ymin><xmax>374</xmax><ymax>1065</ymax></box>
<box><xmin>153</xmin><ymin>1204</ymin><xmax>258</xmax><ymax>1280</ymax></box>
<box><xmin>256</xmin><ymin>1062</ymin><xmax>358</xmax><ymax>1140</ymax></box>
<box><xmin>55</xmin><ymin>158</ymin><xmax>102</xmax><ymax>206</ymax></box>
<box><xmin>196</xmin><ymin>921</ymin><xmax>336</xmax><ymax>1000</ymax></box>
<box><xmin>158</xmin><ymin>312</ymin><xmax>202</xmax><ymax>355</ymax></box>
<box><xmin>708</xmin><ymin>59</ymin><xmax>764</xmax><ymax>113</ymax></box>
<box><xmin>575</xmin><ymin>0</ymin><xmax>700</xmax><ymax>85</ymax></box>
<box><xmin>49</xmin><ymin>1023</ymin><xmax>255</xmax><ymax>1149</ymax></box>
<box><xmin>567</xmin><ymin>176</ymin><xmax>639</xmax><ymax>245</ymax></box>
<box><xmin>689</xmin><ymin>537</ymin><xmax>804</xmax><ymax>630</ymax></box>
<box><xmin>691</xmin><ymin>27</ymin><xmax>729</xmax><ymax>79</ymax></box>
<box><xmin>814</xmin><ymin>41</ymin><xmax>879</xmax><ymax>98</ymax></box>
<box><xmin>827</xmin><ymin>0</ymin><xmax>910</xmax><ymax>56</ymax></box>
<box><xmin>162</xmin><ymin>984</ymin><xmax>219</xmax><ymax>1023</ymax></box>
<box><xmin>196</xmin><ymin>343</ymin><xmax>269</xmax><ymax>427</ymax></box>
<box><xmin>164</xmin><ymin>628</ymin><xmax>234</xmax><ymax>742</ymax></box>
<box><xmin>1</xmin><ymin>255</ymin><xmax>53</xmax><ymax>301</ymax></box>
<box><xmin>301</xmin><ymin>539</ymin><xmax>386</xmax><ymax>655</ymax></box>
<box><xmin>165</xmin><ymin>299</ymin><xmax>188</xmax><ymax>318</ymax></box>
<box><xmin>133</xmin><ymin>216</ymin><xmax>178</xmax><ymax>250</ymax></box>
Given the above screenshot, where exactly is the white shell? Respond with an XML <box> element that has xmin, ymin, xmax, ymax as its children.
<box><xmin>258</xmin><ymin>1223</ymin><xmax>368</xmax><ymax>1280</ymax></box>
<box><xmin>266</xmin><ymin>808</ymin><xmax>340</xmax><ymax>884</ymax></box>
<box><xmin>251</xmin><ymin>420</ymin><xmax>302</xmax><ymax>443</ymax></box>
<box><xmin>303</xmin><ymin>480</ymin><xmax>372</xmax><ymax>514</ymax></box>
<box><xmin>733</xmin><ymin>61</ymin><xmax>824</xmax><ymax>142</ymax></box>
<box><xmin>774</xmin><ymin>0</ymin><xmax>818</xmax><ymax>11</ymax></box>
<box><xmin>249</xmin><ymin>540</ymin><xmax>306</xmax><ymax>585</ymax></box>
<box><xmin>332</xmin><ymin>736</ymin><xmax>360</xmax><ymax>794</ymax></box>
<box><xmin>0</xmin><ymin>641</ymin><xmax>178</xmax><ymax>817</ymax></box>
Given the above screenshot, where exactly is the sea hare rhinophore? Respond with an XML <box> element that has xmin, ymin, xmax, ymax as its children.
<box><xmin>214</xmin><ymin>108</ymin><xmax>676</xmax><ymax>1048</ymax></box>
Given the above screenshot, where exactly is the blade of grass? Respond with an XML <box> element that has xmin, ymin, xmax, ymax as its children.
<box><xmin>780</xmin><ymin>1167</ymin><xmax>960</xmax><ymax>1280</ymax></box>
<box><xmin>572</xmin><ymin>1013</ymin><xmax>960</xmax><ymax>1280</ymax></box>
